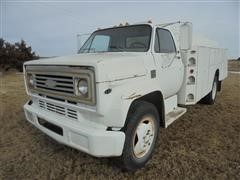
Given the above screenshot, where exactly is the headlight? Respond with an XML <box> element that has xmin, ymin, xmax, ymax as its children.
<box><xmin>77</xmin><ymin>79</ymin><xmax>88</xmax><ymax>96</ymax></box>
<box><xmin>27</xmin><ymin>73</ymin><xmax>34</xmax><ymax>88</ymax></box>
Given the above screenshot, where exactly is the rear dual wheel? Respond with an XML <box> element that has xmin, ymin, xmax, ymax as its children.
<box><xmin>202</xmin><ymin>75</ymin><xmax>218</xmax><ymax>105</ymax></box>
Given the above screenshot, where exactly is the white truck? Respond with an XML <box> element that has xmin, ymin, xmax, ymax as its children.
<box><xmin>23</xmin><ymin>21</ymin><xmax>228</xmax><ymax>171</ymax></box>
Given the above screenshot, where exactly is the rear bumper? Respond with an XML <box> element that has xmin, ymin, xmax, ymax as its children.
<box><xmin>23</xmin><ymin>101</ymin><xmax>125</xmax><ymax>157</ymax></box>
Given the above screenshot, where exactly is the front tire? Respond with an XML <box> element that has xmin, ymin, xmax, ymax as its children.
<box><xmin>120</xmin><ymin>101</ymin><xmax>160</xmax><ymax>171</ymax></box>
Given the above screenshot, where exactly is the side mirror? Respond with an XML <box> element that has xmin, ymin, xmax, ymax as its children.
<box><xmin>180</xmin><ymin>22</ymin><xmax>192</xmax><ymax>50</ymax></box>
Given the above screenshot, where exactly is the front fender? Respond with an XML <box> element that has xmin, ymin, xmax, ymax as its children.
<box><xmin>96</xmin><ymin>75</ymin><xmax>164</xmax><ymax>128</ymax></box>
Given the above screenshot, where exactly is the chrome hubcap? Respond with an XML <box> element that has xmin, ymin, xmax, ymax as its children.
<box><xmin>133</xmin><ymin>116</ymin><xmax>155</xmax><ymax>158</ymax></box>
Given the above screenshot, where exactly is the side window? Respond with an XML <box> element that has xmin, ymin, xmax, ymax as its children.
<box><xmin>90</xmin><ymin>35</ymin><xmax>110</xmax><ymax>52</ymax></box>
<box><xmin>157</xmin><ymin>29</ymin><xmax>176</xmax><ymax>53</ymax></box>
<box><xmin>154</xmin><ymin>31</ymin><xmax>160</xmax><ymax>52</ymax></box>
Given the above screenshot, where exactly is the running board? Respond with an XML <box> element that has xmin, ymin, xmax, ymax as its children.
<box><xmin>165</xmin><ymin>106</ymin><xmax>187</xmax><ymax>128</ymax></box>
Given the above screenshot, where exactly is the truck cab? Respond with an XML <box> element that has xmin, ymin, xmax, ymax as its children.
<box><xmin>23</xmin><ymin>21</ymin><xmax>227</xmax><ymax>171</ymax></box>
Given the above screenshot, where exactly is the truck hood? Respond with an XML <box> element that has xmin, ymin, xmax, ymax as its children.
<box><xmin>24</xmin><ymin>52</ymin><xmax>148</xmax><ymax>83</ymax></box>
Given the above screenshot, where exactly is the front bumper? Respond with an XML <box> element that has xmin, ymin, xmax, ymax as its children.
<box><xmin>23</xmin><ymin>101</ymin><xmax>125</xmax><ymax>157</ymax></box>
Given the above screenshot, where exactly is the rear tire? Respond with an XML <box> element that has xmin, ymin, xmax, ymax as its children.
<box><xmin>202</xmin><ymin>75</ymin><xmax>218</xmax><ymax>105</ymax></box>
<box><xmin>120</xmin><ymin>101</ymin><xmax>160</xmax><ymax>171</ymax></box>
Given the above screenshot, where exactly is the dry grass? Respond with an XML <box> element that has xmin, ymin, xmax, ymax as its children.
<box><xmin>0</xmin><ymin>62</ymin><xmax>239</xmax><ymax>179</ymax></box>
<box><xmin>228</xmin><ymin>60</ymin><xmax>240</xmax><ymax>72</ymax></box>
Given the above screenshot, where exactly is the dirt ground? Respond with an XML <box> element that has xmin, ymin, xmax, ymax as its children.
<box><xmin>0</xmin><ymin>61</ymin><xmax>239</xmax><ymax>179</ymax></box>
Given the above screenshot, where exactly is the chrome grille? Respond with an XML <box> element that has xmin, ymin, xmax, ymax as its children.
<box><xmin>39</xmin><ymin>100</ymin><xmax>78</xmax><ymax>120</ymax></box>
<box><xmin>34</xmin><ymin>74</ymin><xmax>74</xmax><ymax>95</ymax></box>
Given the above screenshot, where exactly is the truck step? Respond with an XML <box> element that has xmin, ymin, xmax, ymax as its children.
<box><xmin>165</xmin><ymin>106</ymin><xmax>187</xmax><ymax>128</ymax></box>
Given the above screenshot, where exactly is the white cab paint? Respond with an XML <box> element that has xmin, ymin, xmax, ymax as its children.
<box><xmin>23</xmin><ymin>21</ymin><xmax>228</xmax><ymax>157</ymax></box>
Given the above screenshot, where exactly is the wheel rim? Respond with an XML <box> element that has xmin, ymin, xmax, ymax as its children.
<box><xmin>132</xmin><ymin>115</ymin><xmax>156</xmax><ymax>159</ymax></box>
<box><xmin>212</xmin><ymin>80</ymin><xmax>217</xmax><ymax>100</ymax></box>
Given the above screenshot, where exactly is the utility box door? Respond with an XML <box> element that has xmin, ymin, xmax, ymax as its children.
<box><xmin>196</xmin><ymin>47</ymin><xmax>210</xmax><ymax>100</ymax></box>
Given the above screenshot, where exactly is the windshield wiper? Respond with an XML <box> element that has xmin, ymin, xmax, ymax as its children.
<box><xmin>109</xmin><ymin>46</ymin><xmax>125</xmax><ymax>52</ymax></box>
<box><xmin>78</xmin><ymin>48</ymin><xmax>95</xmax><ymax>53</ymax></box>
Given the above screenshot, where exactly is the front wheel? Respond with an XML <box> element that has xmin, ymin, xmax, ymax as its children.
<box><xmin>120</xmin><ymin>101</ymin><xmax>160</xmax><ymax>171</ymax></box>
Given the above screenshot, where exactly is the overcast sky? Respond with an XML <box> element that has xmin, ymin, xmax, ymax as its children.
<box><xmin>1</xmin><ymin>0</ymin><xmax>239</xmax><ymax>58</ymax></box>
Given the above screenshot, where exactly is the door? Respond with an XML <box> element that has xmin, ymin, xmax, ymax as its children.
<box><xmin>153</xmin><ymin>28</ymin><xmax>184</xmax><ymax>98</ymax></box>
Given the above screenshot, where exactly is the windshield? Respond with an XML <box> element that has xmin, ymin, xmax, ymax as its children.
<box><xmin>78</xmin><ymin>25</ymin><xmax>152</xmax><ymax>53</ymax></box>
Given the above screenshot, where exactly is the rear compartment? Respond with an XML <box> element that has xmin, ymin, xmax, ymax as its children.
<box><xmin>178</xmin><ymin>46</ymin><xmax>227</xmax><ymax>105</ymax></box>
